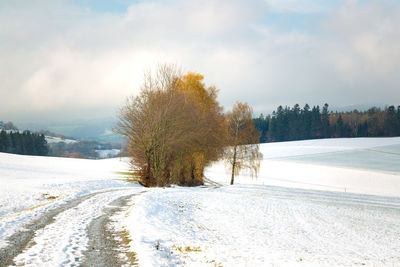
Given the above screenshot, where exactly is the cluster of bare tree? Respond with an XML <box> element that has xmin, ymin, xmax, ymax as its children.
<box><xmin>116</xmin><ymin>65</ymin><xmax>262</xmax><ymax>187</ymax></box>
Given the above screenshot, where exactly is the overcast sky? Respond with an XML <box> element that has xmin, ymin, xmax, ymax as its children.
<box><xmin>1</xmin><ymin>0</ymin><xmax>400</xmax><ymax>122</ymax></box>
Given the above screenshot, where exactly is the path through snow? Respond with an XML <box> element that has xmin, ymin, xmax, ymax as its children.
<box><xmin>7</xmin><ymin>188</ymin><xmax>142</xmax><ymax>267</ymax></box>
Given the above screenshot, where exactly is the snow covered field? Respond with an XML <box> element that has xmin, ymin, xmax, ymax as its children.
<box><xmin>45</xmin><ymin>136</ymin><xmax>78</xmax><ymax>144</ymax></box>
<box><xmin>0</xmin><ymin>153</ymin><xmax>136</xmax><ymax>250</ymax></box>
<box><xmin>1</xmin><ymin>137</ymin><xmax>400</xmax><ymax>266</ymax></box>
<box><xmin>117</xmin><ymin>185</ymin><xmax>400</xmax><ymax>266</ymax></box>
<box><xmin>207</xmin><ymin>137</ymin><xmax>400</xmax><ymax>197</ymax></box>
<box><xmin>115</xmin><ymin>137</ymin><xmax>400</xmax><ymax>266</ymax></box>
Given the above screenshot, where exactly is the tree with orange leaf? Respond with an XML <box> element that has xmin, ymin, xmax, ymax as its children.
<box><xmin>116</xmin><ymin>65</ymin><xmax>226</xmax><ymax>187</ymax></box>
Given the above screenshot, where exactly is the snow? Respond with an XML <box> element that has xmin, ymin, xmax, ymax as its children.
<box><xmin>116</xmin><ymin>137</ymin><xmax>400</xmax><ymax>266</ymax></box>
<box><xmin>117</xmin><ymin>185</ymin><xmax>400</xmax><ymax>266</ymax></box>
<box><xmin>0</xmin><ymin>152</ymin><xmax>133</xmax><ymax>249</ymax></box>
<box><xmin>1</xmin><ymin>137</ymin><xmax>400</xmax><ymax>266</ymax></box>
<box><xmin>257</xmin><ymin>137</ymin><xmax>400</xmax><ymax>159</ymax></box>
<box><xmin>206</xmin><ymin>137</ymin><xmax>400</xmax><ymax>197</ymax></box>
<box><xmin>12</xmin><ymin>189</ymin><xmax>139</xmax><ymax>267</ymax></box>
<box><xmin>45</xmin><ymin>136</ymin><xmax>78</xmax><ymax>144</ymax></box>
<box><xmin>95</xmin><ymin>149</ymin><xmax>121</xmax><ymax>158</ymax></box>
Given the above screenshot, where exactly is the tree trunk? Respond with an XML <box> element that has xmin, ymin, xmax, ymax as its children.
<box><xmin>230</xmin><ymin>145</ymin><xmax>237</xmax><ymax>185</ymax></box>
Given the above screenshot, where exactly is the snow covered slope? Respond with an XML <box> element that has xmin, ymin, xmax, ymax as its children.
<box><xmin>1</xmin><ymin>137</ymin><xmax>400</xmax><ymax>266</ymax></box>
<box><xmin>118</xmin><ymin>185</ymin><xmax>400</xmax><ymax>266</ymax></box>
<box><xmin>45</xmin><ymin>136</ymin><xmax>78</xmax><ymax>144</ymax></box>
<box><xmin>206</xmin><ymin>137</ymin><xmax>400</xmax><ymax>197</ymax></box>
<box><xmin>118</xmin><ymin>137</ymin><xmax>400</xmax><ymax>266</ymax></box>
<box><xmin>0</xmin><ymin>153</ymin><xmax>133</xmax><ymax>249</ymax></box>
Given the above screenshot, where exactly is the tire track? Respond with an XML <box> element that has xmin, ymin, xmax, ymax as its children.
<box><xmin>0</xmin><ymin>188</ymin><xmax>127</xmax><ymax>267</ymax></box>
<box><xmin>81</xmin><ymin>191</ymin><xmax>147</xmax><ymax>267</ymax></box>
<box><xmin>203</xmin><ymin>176</ymin><xmax>223</xmax><ymax>188</ymax></box>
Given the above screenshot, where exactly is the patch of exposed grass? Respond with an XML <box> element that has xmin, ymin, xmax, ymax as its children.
<box><xmin>196</xmin><ymin>223</ymin><xmax>206</xmax><ymax>230</ymax></box>
<box><xmin>171</xmin><ymin>244</ymin><xmax>202</xmax><ymax>254</ymax></box>
<box><xmin>170</xmin><ymin>244</ymin><xmax>224</xmax><ymax>265</ymax></box>
<box><xmin>124</xmin><ymin>202</ymin><xmax>136</xmax><ymax>218</ymax></box>
<box><xmin>27</xmin><ymin>201</ymin><xmax>52</xmax><ymax>211</ymax></box>
<box><xmin>185</xmin><ymin>246</ymin><xmax>201</xmax><ymax>252</ymax></box>
<box><xmin>206</xmin><ymin>259</ymin><xmax>223</xmax><ymax>266</ymax></box>
<box><xmin>40</xmin><ymin>193</ymin><xmax>58</xmax><ymax>200</ymax></box>
<box><xmin>114</xmin><ymin>171</ymin><xmax>140</xmax><ymax>183</ymax></box>
<box><xmin>119</xmin><ymin>228</ymin><xmax>139</xmax><ymax>266</ymax></box>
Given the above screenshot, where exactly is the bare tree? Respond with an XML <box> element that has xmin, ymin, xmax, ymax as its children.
<box><xmin>116</xmin><ymin>65</ymin><xmax>226</xmax><ymax>187</ymax></box>
<box><xmin>225</xmin><ymin>102</ymin><xmax>263</xmax><ymax>185</ymax></box>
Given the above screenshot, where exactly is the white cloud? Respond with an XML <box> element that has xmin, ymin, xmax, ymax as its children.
<box><xmin>263</xmin><ymin>0</ymin><xmax>331</xmax><ymax>13</ymax></box>
<box><xmin>321</xmin><ymin>1</ymin><xmax>400</xmax><ymax>98</ymax></box>
<box><xmin>0</xmin><ymin>0</ymin><xmax>400</xmax><ymax>121</ymax></box>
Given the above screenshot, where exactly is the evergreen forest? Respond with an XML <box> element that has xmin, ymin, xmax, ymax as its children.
<box><xmin>0</xmin><ymin>130</ymin><xmax>48</xmax><ymax>156</ymax></box>
<box><xmin>254</xmin><ymin>104</ymin><xmax>400</xmax><ymax>143</ymax></box>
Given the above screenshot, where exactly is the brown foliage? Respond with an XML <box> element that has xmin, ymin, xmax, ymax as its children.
<box><xmin>116</xmin><ymin>65</ymin><xmax>226</xmax><ymax>187</ymax></box>
<box><xmin>225</xmin><ymin>102</ymin><xmax>263</xmax><ymax>185</ymax></box>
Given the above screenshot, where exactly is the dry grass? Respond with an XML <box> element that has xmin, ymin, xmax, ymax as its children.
<box><xmin>118</xmin><ymin>228</ymin><xmax>139</xmax><ymax>266</ymax></box>
<box><xmin>114</xmin><ymin>171</ymin><xmax>140</xmax><ymax>183</ymax></box>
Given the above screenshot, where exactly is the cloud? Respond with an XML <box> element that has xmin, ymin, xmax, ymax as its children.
<box><xmin>0</xmin><ymin>0</ymin><xmax>399</xmax><ymax>122</ymax></box>
<box><xmin>263</xmin><ymin>0</ymin><xmax>339</xmax><ymax>13</ymax></box>
<box><xmin>320</xmin><ymin>1</ymin><xmax>400</xmax><ymax>102</ymax></box>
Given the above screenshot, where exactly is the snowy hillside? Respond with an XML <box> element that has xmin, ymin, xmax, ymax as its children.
<box><xmin>95</xmin><ymin>148</ymin><xmax>121</xmax><ymax>158</ymax></box>
<box><xmin>0</xmin><ymin>153</ymin><xmax>135</xmax><ymax>250</ymax></box>
<box><xmin>45</xmin><ymin>136</ymin><xmax>78</xmax><ymax>144</ymax></box>
<box><xmin>115</xmin><ymin>137</ymin><xmax>400</xmax><ymax>266</ymax></box>
<box><xmin>117</xmin><ymin>184</ymin><xmax>400</xmax><ymax>266</ymax></box>
<box><xmin>206</xmin><ymin>137</ymin><xmax>400</xmax><ymax>197</ymax></box>
<box><xmin>1</xmin><ymin>137</ymin><xmax>400</xmax><ymax>266</ymax></box>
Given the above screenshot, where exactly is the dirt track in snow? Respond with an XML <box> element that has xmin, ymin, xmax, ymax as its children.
<box><xmin>82</xmin><ymin>192</ymin><xmax>144</xmax><ymax>267</ymax></box>
<box><xmin>0</xmin><ymin>189</ymin><xmax>143</xmax><ymax>267</ymax></box>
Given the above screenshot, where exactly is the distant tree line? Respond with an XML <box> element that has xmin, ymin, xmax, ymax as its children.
<box><xmin>0</xmin><ymin>121</ymin><xmax>18</xmax><ymax>131</ymax></box>
<box><xmin>0</xmin><ymin>121</ymin><xmax>123</xmax><ymax>159</ymax></box>
<box><xmin>0</xmin><ymin>130</ymin><xmax>48</xmax><ymax>156</ymax></box>
<box><xmin>49</xmin><ymin>140</ymin><xmax>121</xmax><ymax>159</ymax></box>
<box><xmin>253</xmin><ymin>104</ymin><xmax>400</xmax><ymax>142</ymax></box>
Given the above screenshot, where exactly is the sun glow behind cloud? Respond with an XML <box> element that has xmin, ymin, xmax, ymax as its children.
<box><xmin>1</xmin><ymin>0</ymin><xmax>400</xmax><ymax>121</ymax></box>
